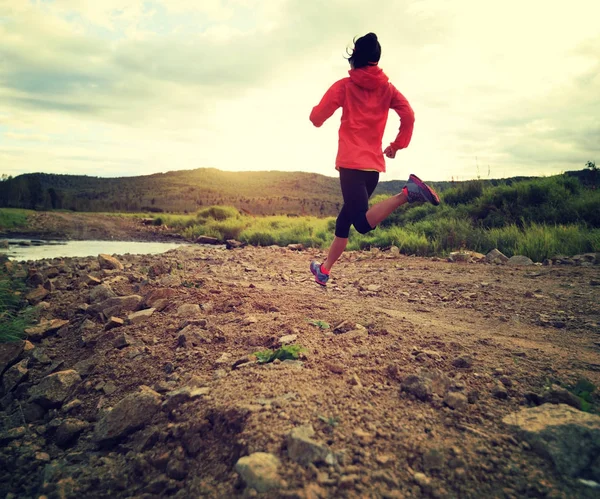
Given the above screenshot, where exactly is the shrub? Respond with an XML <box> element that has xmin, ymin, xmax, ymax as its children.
<box><xmin>197</xmin><ymin>205</ymin><xmax>240</xmax><ymax>221</ymax></box>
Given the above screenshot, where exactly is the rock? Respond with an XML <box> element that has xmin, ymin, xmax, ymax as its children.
<box><xmin>163</xmin><ymin>386</ymin><xmax>211</xmax><ymax>411</ymax></box>
<box><xmin>177</xmin><ymin>304</ymin><xmax>202</xmax><ymax>317</ymax></box>
<box><xmin>287</xmin><ymin>243</ymin><xmax>304</xmax><ymax>251</ymax></box>
<box><xmin>144</xmin><ymin>288</ymin><xmax>176</xmax><ymax>308</ymax></box>
<box><xmin>27</xmin><ymin>272</ymin><xmax>44</xmax><ymax>287</ymax></box>
<box><xmin>287</xmin><ymin>425</ymin><xmax>333</xmax><ymax>465</ymax></box>
<box><xmin>26</xmin><ymin>286</ymin><xmax>49</xmax><ymax>304</ymax></box>
<box><xmin>177</xmin><ymin>326</ymin><xmax>210</xmax><ymax>347</ymax></box>
<box><xmin>502</xmin><ymin>404</ymin><xmax>600</xmax><ymax>479</ymax></box>
<box><xmin>196</xmin><ymin>236</ymin><xmax>220</xmax><ymax>245</ymax></box>
<box><xmin>29</xmin><ymin>370</ymin><xmax>82</xmax><ymax>408</ymax></box>
<box><xmin>113</xmin><ymin>332</ymin><xmax>134</xmax><ymax>348</ymax></box>
<box><xmin>448</xmin><ymin>251</ymin><xmax>471</xmax><ymax>263</ymax></box>
<box><xmin>127</xmin><ymin>308</ymin><xmax>155</xmax><ymax>324</ymax></box>
<box><xmin>507</xmin><ymin>255</ymin><xmax>534</xmax><ymax>266</ymax></box>
<box><xmin>2</xmin><ymin>358</ymin><xmax>29</xmax><ymax>394</ymax></box>
<box><xmin>24</xmin><ymin>319</ymin><xmax>69</xmax><ymax>342</ymax></box>
<box><xmin>492</xmin><ymin>384</ymin><xmax>509</xmax><ymax>400</ymax></box>
<box><xmin>89</xmin><ymin>284</ymin><xmax>115</xmax><ymax>303</ymax></box>
<box><xmin>159</xmin><ymin>275</ymin><xmax>182</xmax><ymax>287</ymax></box>
<box><xmin>93</xmin><ymin>386</ymin><xmax>162</xmax><ymax>444</ymax></box>
<box><xmin>485</xmin><ymin>248</ymin><xmax>509</xmax><ymax>264</ymax></box>
<box><xmin>413</xmin><ymin>471</ymin><xmax>432</xmax><ymax>489</ymax></box>
<box><xmin>444</xmin><ymin>392</ymin><xmax>468</xmax><ymax>410</ymax></box>
<box><xmin>235</xmin><ymin>452</ymin><xmax>282</xmax><ymax>493</ymax></box>
<box><xmin>0</xmin><ymin>341</ymin><xmax>25</xmax><ymax>375</ymax></box>
<box><xmin>105</xmin><ymin>317</ymin><xmax>125</xmax><ymax>331</ymax></box>
<box><xmin>54</xmin><ymin>418</ymin><xmax>90</xmax><ymax>448</ymax></box>
<box><xmin>89</xmin><ymin>295</ymin><xmax>142</xmax><ymax>318</ymax></box>
<box><xmin>0</xmin><ymin>427</ymin><xmax>27</xmax><ymax>444</ymax></box>
<box><xmin>98</xmin><ymin>254</ymin><xmax>124</xmax><ymax>271</ymax></box>
<box><xmin>401</xmin><ymin>374</ymin><xmax>433</xmax><ymax>401</ymax></box>
<box><xmin>542</xmin><ymin>385</ymin><xmax>582</xmax><ymax>410</ymax></box>
<box><xmin>85</xmin><ymin>275</ymin><xmax>102</xmax><ymax>286</ymax></box>
<box><xmin>226</xmin><ymin>239</ymin><xmax>245</xmax><ymax>249</ymax></box>
<box><xmin>452</xmin><ymin>356</ymin><xmax>474</xmax><ymax>369</ymax></box>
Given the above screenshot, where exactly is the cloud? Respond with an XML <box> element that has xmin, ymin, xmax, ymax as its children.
<box><xmin>0</xmin><ymin>0</ymin><xmax>598</xmax><ymax>180</ymax></box>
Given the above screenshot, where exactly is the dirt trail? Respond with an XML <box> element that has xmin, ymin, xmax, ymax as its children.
<box><xmin>1</xmin><ymin>244</ymin><xmax>600</xmax><ymax>498</ymax></box>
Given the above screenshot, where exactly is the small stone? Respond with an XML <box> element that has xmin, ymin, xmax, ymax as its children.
<box><xmin>492</xmin><ymin>384</ymin><xmax>509</xmax><ymax>400</ymax></box>
<box><xmin>105</xmin><ymin>317</ymin><xmax>124</xmax><ymax>331</ymax></box>
<box><xmin>93</xmin><ymin>386</ymin><xmax>162</xmax><ymax>444</ymax></box>
<box><xmin>177</xmin><ymin>304</ymin><xmax>201</xmax><ymax>317</ymax></box>
<box><xmin>25</xmin><ymin>319</ymin><xmax>69</xmax><ymax>342</ymax></box>
<box><xmin>507</xmin><ymin>255</ymin><xmax>534</xmax><ymax>266</ymax></box>
<box><xmin>401</xmin><ymin>374</ymin><xmax>433</xmax><ymax>401</ymax></box>
<box><xmin>542</xmin><ymin>385</ymin><xmax>582</xmax><ymax>410</ymax></box>
<box><xmin>0</xmin><ymin>341</ymin><xmax>25</xmax><ymax>375</ymax></box>
<box><xmin>235</xmin><ymin>452</ymin><xmax>282</xmax><ymax>493</ymax></box>
<box><xmin>26</xmin><ymin>286</ymin><xmax>49</xmax><ymax>305</ymax></box>
<box><xmin>55</xmin><ymin>418</ymin><xmax>89</xmax><ymax>447</ymax></box>
<box><xmin>414</xmin><ymin>472</ymin><xmax>432</xmax><ymax>489</ymax></box>
<box><xmin>127</xmin><ymin>308</ymin><xmax>156</xmax><ymax>324</ymax></box>
<box><xmin>444</xmin><ymin>392</ymin><xmax>468</xmax><ymax>410</ymax></box>
<box><xmin>2</xmin><ymin>358</ymin><xmax>29</xmax><ymax>393</ymax></box>
<box><xmin>287</xmin><ymin>425</ymin><xmax>332</xmax><ymax>465</ymax></box>
<box><xmin>113</xmin><ymin>332</ymin><xmax>133</xmax><ymax>348</ymax></box>
<box><xmin>163</xmin><ymin>386</ymin><xmax>211</xmax><ymax>411</ymax></box>
<box><xmin>98</xmin><ymin>254</ymin><xmax>124</xmax><ymax>271</ymax></box>
<box><xmin>452</xmin><ymin>356</ymin><xmax>474</xmax><ymax>369</ymax></box>
<box><xmin>28</xmin><ymin>370</ymin><xmax>82</xmax><ymax>408</ymax></box>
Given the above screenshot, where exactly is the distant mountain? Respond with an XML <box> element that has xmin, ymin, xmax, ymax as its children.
<box><xmin>0</xmin><ymin>167</ymin><xmax>593</xmax><ymax>216</ymax></box>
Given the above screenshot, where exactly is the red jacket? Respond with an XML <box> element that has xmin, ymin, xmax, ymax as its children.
<box><xmin>310</xmin><ymin>66</ymin><xmax>414</xmax><ymax>173</ymax></box>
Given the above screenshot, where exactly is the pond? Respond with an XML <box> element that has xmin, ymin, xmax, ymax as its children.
<box><xmin>0</xmin><ymin>239</ymin><xmax>185</xmax><ymax>261</ymax></box>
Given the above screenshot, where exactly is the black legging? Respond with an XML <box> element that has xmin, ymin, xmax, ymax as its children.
<box><xmin>335</xmin><ymin>167</ymin><xmax>379</xmax><ymax>238</ymax></box>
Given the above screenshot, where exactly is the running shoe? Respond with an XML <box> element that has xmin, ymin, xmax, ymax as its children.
<box><xmin>405</xmin><ymin>174</ymin><xmax>441</xmax><ymax>206</ymax></box>
<box><xmin>310</xmin><ymin>261</ymin><xmax>329</xmax><ymax>286</ymax></box>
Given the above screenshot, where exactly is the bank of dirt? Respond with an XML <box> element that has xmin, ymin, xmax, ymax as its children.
<box><xmin>1</xmin><ymin>244</ymin><xmax>600</xmax><ymax>498</ymax></box>
<box><xmin>0</xmin><ymin>211</ymin><xmax>180</xmax><ymax>242</ymax></box>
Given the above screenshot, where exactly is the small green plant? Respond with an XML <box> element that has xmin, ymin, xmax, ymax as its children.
<box><xmin>253</xmin><ymin>344</ymin><xmax>306</xmax><ymax>364</ymax></box>
<box><xmin>318</xmin><ymin>415</ymin><xmax>340</xmax><ymax>429</ymax></box>
<box><xmin>570</xmin><ymin>377</ymin><xmax>596</xmax><ymax>412</ymax></box>
<box><xmin>308</xmin><ymin>319</ymin><xmax>330</xmax><ymax>329</ymax></box>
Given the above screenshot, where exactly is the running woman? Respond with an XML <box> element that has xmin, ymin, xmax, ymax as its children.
<box><xmin>309</xmin><ymin>32</ymin><xmax>440</xmax><ymax>286</ymax></box>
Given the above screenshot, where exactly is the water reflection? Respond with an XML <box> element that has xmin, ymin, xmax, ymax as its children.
<box><xmin>0</xmin><ymin>239</ymin><xmax>184</xmax><ymax>261</ymax></box>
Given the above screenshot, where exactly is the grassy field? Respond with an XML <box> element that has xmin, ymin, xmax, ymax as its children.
<box><xmin>153</xmin><ymin>175</ymin><xmax>600</xmax><ymax>262</ymax></box>
<box><xmin>0</xmin><ymin>208</ymin><xmax>31</xmax><ymax>230</ymax></box>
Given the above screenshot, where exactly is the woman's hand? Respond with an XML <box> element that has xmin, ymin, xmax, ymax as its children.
<box><xmin>384</xmin><ymin>145</ymin><xmax>397</xmax><ymax>158</ymax></box>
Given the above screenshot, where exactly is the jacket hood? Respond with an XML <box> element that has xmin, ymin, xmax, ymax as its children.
<box><xmin>348</xmin><ymin>65</ymin><xmax>389</xmax><ymax>90</ymax></box>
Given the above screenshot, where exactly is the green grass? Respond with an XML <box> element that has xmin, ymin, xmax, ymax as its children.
<box><xmin>0</xmin><ymin>262</ymin><xmax>35</xmax><ymax>343</ymax></box>
<box><xmin>154</xmin><ymin>176</ymin><xmax>600</xmax><ymax>261</ymax></box>
<box><xmin>0</xmin><ymin>208</ymin><xmax>32</xmax><ymax>230</ymax></box>
<box><xmin>253</xmin><ymin>344</ymin><xmax>306</xmax><ymax>364</ymax></box>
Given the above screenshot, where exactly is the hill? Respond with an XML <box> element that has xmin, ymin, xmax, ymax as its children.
<box><xmin>0</xmin><ymin>167</ymin><xmax>596</xmax><ymax>218</ymax></box>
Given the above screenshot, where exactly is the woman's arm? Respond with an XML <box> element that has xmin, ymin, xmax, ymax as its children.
<box><xmin>309</xmin><ymin>79</ymin><xmax>346</xmax><ymax>127</ymax></box>
<box><xmin>386</xmin><ymin>84</ymin><xmax>415</xmax><ymax>155</ymax></box>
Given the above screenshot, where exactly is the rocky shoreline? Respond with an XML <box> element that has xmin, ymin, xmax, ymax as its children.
<box><xmin>1</xmin><ymin>245</ymin><xmax>600</xmax><ymax>498</ymax></box>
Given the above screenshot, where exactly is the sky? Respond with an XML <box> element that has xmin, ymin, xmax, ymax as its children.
<box><xmin>0</xmin><ymin>0</ymin><xmax>598</xmax><ymax>182</ymax></box>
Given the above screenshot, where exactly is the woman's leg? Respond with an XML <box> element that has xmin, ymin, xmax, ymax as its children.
<box><xmin>365</xmin><ymin>190</ymin><xmax>408</xmax><ymax>228</ymax></box>
<box><xmin>322</xmin><ymin>169</ymin><xmax>369</xmax><ymax>272</ymax></box>
<box><xmin>322</xmin><ymin>236</ymin><xmax>348</xmax><ymax>272</ymax></box>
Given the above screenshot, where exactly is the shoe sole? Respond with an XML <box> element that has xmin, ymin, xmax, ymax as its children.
<box><xmin>409</xmin><ymin>174</ymin><xmax>440</xmax><ymax>206</ymax></box>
